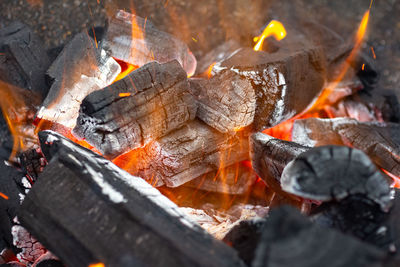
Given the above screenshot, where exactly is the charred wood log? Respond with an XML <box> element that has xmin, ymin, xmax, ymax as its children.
<box><xmin>104</xmin><ymin>10</ymin><xmax>197</xmax><ymax>76</ymax></box>
<box><xmin>292</xmin><ymin>118</ymin><xmax>400</xmax><ymax>177</ymax></box>
<box><xmin>252</xmin><ymin>205</ymin><xmax>386</xmax><ymax>267</ymax></box>
<box><xmin>281</xmin><ymin>146</ymin><xmax>392</xmax><ymax>211</ymax></box>
<box><xmin>36</xmin><ymin>32</ymin><xmax>121</xmax><ymax>129</ymax></box>
<box><xmin>18</xmin><ymin>149</ymin><xmax>47</xmax><ymax>182</ymax></box>
<box><xmin>189</xmin><ymin>71</ymin><xmax>255</xmax><ymax>133</ymax></box>
<box><xmin>73</xmin><ymin>60</ymin><xmax>197</xmax><ymax>159</ymax></box>
<box><xmin>214</xmin><ymin>46</ymin><xmax>325</xmax><ymax>131</ymax></box>
<box><xmin>18</xmin><ymin>130</ymin><xmax>245</xmax><ymax>267</ymax></box>
<box><xmin>113</xmin><ymin>120</ymin><xmax>249</xmax><ymax>187</ymax></box>
<box><xmin>0</xmin><ymin>22</ymin><xmax>51</xmax><ymax>99</ymax></box>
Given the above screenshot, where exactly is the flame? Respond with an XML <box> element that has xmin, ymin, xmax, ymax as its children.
<box><xmin>113</xmin><ymin>60</ymin><xmax>137</xmax><ymax>82</ymax></box>
<box><xmin>382</xmin><ymin>169</ymin><xmax>400</xmax><ymax>188</ymax></box>
<box><xmin>206</xmin><ymin>62</ymin><xmax>216</xmax><ymax>79</ymax></box>
<box><xmin>0</xmin><ymin>192</ymin><xmax>9</xmax><ymax>200</ymax></box>
<box><xmin>253</xmin><ymin>20</ymin><xmax>287</xmax><ymax>51</ymax></box>
<box><xmin>370</xmin><ymin>46</ymin><xmax>376</xmax><ymax>59</ymax></box>
<box><xmin>119</xmin><ymin>92</ymin><xmax>132</xmax><ymax>97</ymax></box>
<box><xmin>88</xmin><ymin>263</ymin><xmax>105</xmax><ymax>267</ymax></box>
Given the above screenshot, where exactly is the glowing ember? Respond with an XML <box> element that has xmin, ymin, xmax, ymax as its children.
<box><xmin>0</xmin><ymin>192</ymin><xmax>9</xmax><ymax>200</ymax></box>
<box><xmin>253</xmin><ymin>20</ymin><xmax>287</xmax><ymax>51</ymax></box>
<box><xmin>119</xmin><ymin>92</ymin><xmax>132</xmax><ymax>97</ymax></box>
<box><xmin>370</xmin><ymin>46</ymin><xmax>377</xmax><ymax>59</ymax></box>
<box><xmin>88</xmin><ymin>263</ymin><xmax>105</xmax><ymax>267</ymax></box>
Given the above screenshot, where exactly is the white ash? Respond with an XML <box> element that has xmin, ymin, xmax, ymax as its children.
<box><xmin>11</xmin><ymin>225</ymin><xmax>46</xmax><ymax>266</ymax></box>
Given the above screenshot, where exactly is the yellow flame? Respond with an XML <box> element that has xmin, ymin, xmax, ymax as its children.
<box><xmin>114</xmin><ymin>63</ymin><xmax>137</xmax><ymax>82</ymax></box>
<box><xmin>253</xmin><ymin>20</ymin><xmax>287</xmax><ymax>51</ymax></box>
<box><xmin>88</xmin><ymin>263</ymin><xmax>105</xmax><ymax>267</ymax></box>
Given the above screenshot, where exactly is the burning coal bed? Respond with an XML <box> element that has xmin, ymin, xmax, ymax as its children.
<box><xmin>0</xmin><ymin>5</ymin><xmax>399</xmax><ymax>267</ymax></box>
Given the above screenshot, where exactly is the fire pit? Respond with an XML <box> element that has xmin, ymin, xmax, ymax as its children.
<box><xmin>0</xmin><ymin>0</ymin><xmax>399</xmax><ymax>266</ymax></box>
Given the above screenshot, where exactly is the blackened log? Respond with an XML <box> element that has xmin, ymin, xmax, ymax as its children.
<box><xmin>74</xmin><ymin>60</ymin><xmax>197</xmax><ymax>158</ymax></box>
<box><xmin>249</xmin><ymin>132</ymin><xmax>310</xmax><ymax>195</ymax></box>
<box><xmin>18</xmin><ymin>149</ymin><xmax>47</xmax><ymax>182</ymax></box>
<box><xmin>189</xmin><ymin>71</ymin><xmax>256</xmax><ymax>133</ymax></box>
<box><xmin>0</xmin><ymin>22</ymin><xmax>51</xmax><ymax>99</ymax></box>
<box><xmin>113</xmin><ymin>120</ymin><xmax>249</xmax><ymax>187</ymax></box>
<box><xmin>184</xmin><ymin>163</ymin><xmax>256</xmax><ymax>195</ymax></box>
<box><xmin>18</xmin><ymin>130</ymin><xmax>245</xmax><ymax>267</ymax></box>
<box><xmin>104</xmin><ymin>10</ymin><xmax>197</xmax><ymax>76</ymax></box>
<box><xmin>252</xmin><ymin>205</ymin><xmax>386</xmax><ymax>267</ymax></box>
<box><xmin>36</xmin><ymin>32</ymin><xmax>121</xmax><ymax>129</ymax></box>
<box><xmin>281</xmin><ymin>146</ymin><xmax>392</xmax><ymax>211</ymax></box>
<box><xmin>292</xmin><ymin>118</ymin><xmax>400</xmax><ymax>177</ymax></box>
<box><xmin>214</xmin><ymin>46</ymin><xmax>325</xmax><ymax>131</ymax></box>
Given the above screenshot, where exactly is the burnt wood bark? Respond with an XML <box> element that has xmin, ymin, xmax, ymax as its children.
<box><xmin>36</xmin><ymin>32</ymin><xmax>121</xmax><ymax>129</ymax></box>
<box><xmin>113</xmin><ymin>120</ymin><xmax>249</xmax><ymax>187</ymax></box>
<box><xmin>189</xmin><ymin>71</ymin><xmax>256</xmax><ymax>133</ymax></box>
<box><xmin>104</xmin><ymin>10</ymin><xmax>197</xmax><ymax>76</ymax></box>
<box><xmin>73</xmin><ymin>60</ymin><xmax>197</xmax><ymax>159</ymax></box>
<box><xmin>18</xmin><ymin>131</ymin><xmax>246</xmax><ymax>267</ymax></box>
<box><xmin>281</xmin><ymin>146</ymin><xmax>392</xmax><ymax>211</ymax></box>
<box><xmin>0</xmin><ymin>22</ymin><xmax>51</xmax><ymax>99</ymax></box>
<box><xmin>292</xmin><ymin>118</ymin><xmax>400</xmax><ymax>177</ymax></box>
<box><xmin>214</xmin><ymin>46</ymin><xmax>325</xmax><ymax>131</ymax></box>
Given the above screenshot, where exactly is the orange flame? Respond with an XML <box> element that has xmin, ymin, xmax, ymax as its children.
<box><xmin>0</xmin><ymin>192</ymin><xmax>9</xmax><ymax>200</ymax></box>
<box><xmin>113</xmin><ymin>62</ymin><xmax>137</xmax><ymax>82</ymax></box>
<box><xmin>253</xmin><ymin>20</ymin><xmax>287</xmax><ymax>51</ymax></box>
<box><xmin>88</xmin><ymin>263</ymin><xmax>105</xmax><ymax>267</ymax></box>
<box><xmin>382</xmin><ymin>169</ymin><xmax>400</xmax><ymax>188</ymax></box>
<box><xmin>119</xmin><ymin>92</ymin><xmax>132</xmax><ymax>97</ymax></box>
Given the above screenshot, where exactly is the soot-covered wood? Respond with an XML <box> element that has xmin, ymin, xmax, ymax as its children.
<box><xmin>73</xmin><ymin>60</ymin><xmax>197</xmax><ymax>159</ymax></box>
<box><xmin>214</xmin><ymin>45</ymin><xmax>325</xmax><ymax>131</ymax></box>
<box><xmin>252</xmin><ymin>206</ymin><xmax>386</xmax><ymax>267</ymax></box>
<box><xmin>18</xmin><ymin>131</ymin><xmax>245</xmax><ymax>267</ymax></box>
<box><xmin>113</xmin><ymin>120</ymin><xmax>249</xmax><ymax>187</ymax></box>
<box><xmin>189</xmin><ymin>71</ymin><xmax>255</xmax><ymax>133</ymax></box>
<box><xmin>281</xmin><ymin>146</ymin><xmax>392</xmax><ymax>211</ymax></box>
<box><xmin>292</xmin><ymin>118</ymin><xmax>400</xmax><ymax>177</ymax></box>
<box><xmin>0</xmin><ymin>22</ymin><xmax>51</xmax><ymax>99</ymax></box>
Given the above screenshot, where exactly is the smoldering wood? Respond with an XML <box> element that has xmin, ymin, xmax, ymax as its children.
<box><xmin>292</xmin><ymin>118</ymin><xmax>400</xmax><ymax>177</ymax></box>
<box><xmin>113</xmin><ymin>120</ymin><xmax>249</xmax><ymax>187</ymax></box>
<box><xmin>18</xmin><ymin>148</ymin><xmax>47</xmax><ymax>181</ymax></box>
<box><xmin>189</xmin><ymin>71</ymin><xmax>256</xmax><ymax>133</ymax></box>
<box><xmin>104</xmin><ymin>10</ymin><xmax>197</xmax><ymax>76</ymax></box>
<box><xmin>73</xmin><ymin>60</ymin><xmax>197</xmax><ymax>159</ymax></box>
<box><xmin>281</xmin><ymin>146</ymin><xmax>392</xmax><ymax>211</ymax></box>
<box><xmin>0</xmin><ymin>22</ymin><xmax>51</xmax><ymax>99</ymax></box>
<box><xmin>249</xmin><ymin>132</ymin><xmax>310</xmax><ymax>196</ymax></box>
<box><xmin>36</xmin><ymin>32</ymin><xmax>121</xmax><ymax>129</ymax></box>
<box><xmin>183</xmin><ymin>163</ymin><xmax>256</xmax><ymax>195</ymax></box>
<box><xmin>19</xmin><ymin>130</ymin><xmax>246</xmax><ymax>267</ymax></box>
<box><xmin>214</xmin><ymin>46</ymin><xmax>325</xmax><ymax>131</ymax></box>
<box><xmin>252</xmin><ymin>205</ymin><xmax>386</xmax><ymax>267</ymax></box>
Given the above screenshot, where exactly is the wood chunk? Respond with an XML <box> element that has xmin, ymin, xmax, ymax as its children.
<box><xmin>281</xmin><ymin>146</ymin><xmax>392</xmax><ymax>211</ymax></box>
<box><xmin>113</xmin><ymin>120</ymin><xmax>249</xmax><ymax>187</ymax></box>
<box><xmin>292</xmin><ymin>118</ymin><xmax>400</xmax><ymax>177</ymax></box>
<box><xmin>250</xmin><ymin>132</ymin><xmax>310</xmax><ymax>195</ymax></box>
<box><xmin>0</xmin><ymin>22</ymin><xmax>51</xmax><ymax>99</ymax></box>
<box><xmin>189</xmin><ymin>71</ymin><xmax>256</xmax><ymax>133</ymax></box>
<box><xmin>36</xmin><ymin>32</ymin><xmax>121</xmax><ymax>129</ymax></box>
<box><xmin>184</xmin><ymin>163</ymin><xmax>256</xmax><ymax>195</ymax></box>
<box><xmin>214</xmin><ymin>47</ymin><xmax>325</xmax><ymax>131</ymax></box>
<box><xmin>18</xmin><ymin>130</ymin><xmax>246</xmax><ymax>267</ymax></box>
<box><xmin>73</xmin><ymin>60</ymin><xmax>197</xmax><ymax>159</ymax></box>
<box><xmin>104</xmin><ymin>10</ymin><xmax>197</xmax><ymax>76</ymax></box>
<box><xmin>253</xmin><ymin>206</ymin><xmax>386</xmax><ymax>267</ymax></box>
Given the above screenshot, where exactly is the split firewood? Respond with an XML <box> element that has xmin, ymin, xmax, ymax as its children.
<box><xmin>250</xmin><ymin>132</ymin><xmax>310</xmax><ymax>195</ymax></box>
<box><xmin>253</xmin><ymin>206</ymin><xmax>386</xmax><ymax>267</ymax></box>
<box><xmin>189</xmin><ymin>71</ymin><xmax>256</xmax><ymax>133</ymax></box>
<box><xmin>213</xmin><ymin>46</ymin><xmax>325</xmax><ymax>131</ymax></box>
<box><xmin>104</xmin><ymin>10</ymin><xmax>197</xmax><ymax>76</ymax></box>
<box><xmin>292</xmin><ymin>118</ymin><xmax>400</xmax><ymax>177</ymax></box>
<box><xmin>183</xmin><ymin>163</ymin><xmax>256</xmax><ymax>195</ymax></box>
<box><xmin>0</xmin><ymin>22</ymin><xmax>51</xmax><ymax>99</ymax></box>
<box><xmin>281</xmin><ymin>146</ymin><xmax>393</xmax><ymax>211</ymax></box>
<box><xmin>18</xmin><ymin>130</ymin><xmax>245</xmax><ymax>267</ymax></box>
<box><xmin>113</xmin><ymin>120</ymin><xmax>249</xmax><ymax>188</ymax></box>
<box><xmin>73</xmin><ymin>60</ymin><xmax>197</xmax><ymax>159</ymax></box>
<box><xmin>36</xmin><ymin>32</ymin><xmax>121</xmax><ymax>129</ymax></box>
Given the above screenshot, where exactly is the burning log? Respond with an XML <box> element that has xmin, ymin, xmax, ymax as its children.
<box><xmin>292</xmin><ymin>118</ymin><xmax>400</xmax><ymax>177</ymax></box>
<box><xmin>18</xmin><ymin>148</ymin><xmax>47</xmax><ymax>182</ymax></box>
<box><xmin>104</xmin><ymin>10</ymin><xmax>197</xmax><ymax>76</ymax></box>
<box><xmin>18</xmin><ymin>131</ymin><xmax>246</xmax><ymax>267</ymax></box>
<box><xmin>0</xmin><ymin>22</ymin><xmax>51</xmax><ymax>99</ymax></box>
<box><xmin>214</xmin><ymin>46</ymin><xmax>325</xmax><ymax>131</ymax></box>
<box><xmin>252</xmin><ymin>206</ymin><xmax>386</xmax><ymax>267</ymax></box>
<box><xmin>36</xmin><ymin>32</ymin><xmax>121</xmax><ymax>129</ymax></box>
<box><xmin>249</xmin><ymin>132</ymin><xmax>310</xmax><ymax>195</ymax></box>
<box><xmin>73</xmin><ymin>60</ymin><xmax>197</xmax><ymax>159</ymax></box>
<box><xmin>189</xmin><ymin>71</ymin><xmax>256</xmax><ymax>133</ymax></box>
<box><xmin>281</xmin><ymin>146</ymin><xmax>393</xmax><ymax>211</ymax></box>
<box><xmin>113</xmin><ymin>120</ymin><xmax>249</xmax><ymax>187</ymax></box>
